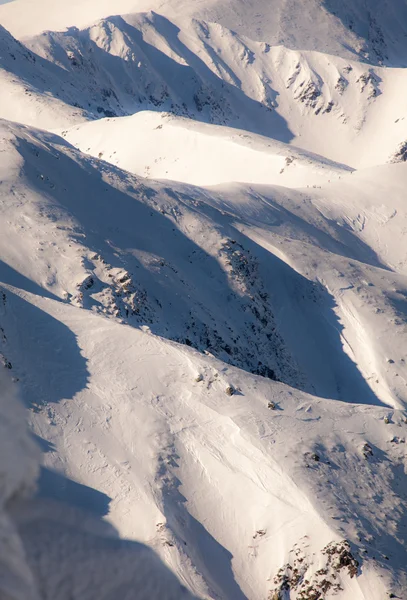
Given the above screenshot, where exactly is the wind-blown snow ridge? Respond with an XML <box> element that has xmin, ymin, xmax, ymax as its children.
<box><xmin>61</xmin><ymin>111</ymin><xmax>352</xmax><ymax>187</ymax></box>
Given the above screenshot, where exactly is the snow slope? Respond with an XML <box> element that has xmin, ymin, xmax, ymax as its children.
<box><xmin>61</xmin><ymin>111</ymin><xmax>351</xmax><ymax>187</ymax></box>
<box><xmin>0</xmin><ymin>371</ymin><xmax>39</xmax><ymax>600</ymax></box>
<box><xmin>2</xmin><ymin>10</ymin><xmax>407</xmax><ymax>166</ymax></box>
<box><xmin>0</xmin><ymin>372</ymin><xmax>196</xmax><ymax>600</ymax></box>
<box><xmin>3</xmin><ymin>0</ymin><xmax>407</xmax><ymax>66</ymax></box>
<box><xmin>1</xmin><ymin>119</ymin><xmax>407</xmax><ymax>599</ymax></box>
<box><xmin>1</xmin><ymin>0</ymin><xmax>407</xmax><ymax>598</ymax></box>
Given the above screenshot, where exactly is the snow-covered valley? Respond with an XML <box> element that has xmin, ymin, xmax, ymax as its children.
<box><xmin>1</xmin><ymin>1</ymin><xmax>407</xmax><ymax>599</ymax></box>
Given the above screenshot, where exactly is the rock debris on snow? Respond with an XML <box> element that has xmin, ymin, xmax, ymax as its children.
<box><xmin>0</xmin><ymin>0</ymin><xmax>407</xmax><ymax>598</ymax></box>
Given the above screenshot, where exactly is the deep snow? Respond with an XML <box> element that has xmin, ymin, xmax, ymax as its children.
<box><xmin>1</xmin><ymin>1</ymin><xmax>407</xmax><ymax>599</ymax></box>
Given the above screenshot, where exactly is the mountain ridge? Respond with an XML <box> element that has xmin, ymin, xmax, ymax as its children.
<box><xmin>1</xmin><ymin>1</ymin><xmax>407</xmax><ymax>599</ymax></box>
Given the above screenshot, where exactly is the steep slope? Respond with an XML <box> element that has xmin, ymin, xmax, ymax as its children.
<box><xmin>1</xmin><ymin>11</ymin><xmax>407</xmax><ymax>165</ymax></box>
<box><xmin>195</xmin><ymin>0</ymin><xmax>407</xmax><ymax>65</ymax></box>
<box><xmin>2</xmin><ymin>119</ymin><xmax>407</xmax><ymax>405</ymax></box>
<box><xmin>3</xmin><ymin>0</ymin><xmax>407</xmax><ymax>66</ymax></box>
<box><xmin>0</xmin><ymin>372</ymin><xmax>39</xmax><ymax>600</ymax></box>
<box><xmin>0</xmin><ymin>24</ymin><xmax>89</xmax><ymax>130</ymax></box>
<box><xmin>0</xmin><ymin>371</ymin><xmax>198</xmax><ymax>600</ymax></box>
<box><xmin>1</xmin><ymin>1</ymin><xmax>407</xmax><ymax>598</ymax></box>
<box><xmin>1</xmin><ymin>119</ymin><xmax>407</xmax><ymax>599</ymax></box>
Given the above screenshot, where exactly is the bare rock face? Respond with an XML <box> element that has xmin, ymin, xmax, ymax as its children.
<box><xmin>269</xmin><ymin>540</ymin><xmax>359</xmax><ymax>600</ymax></box>
<box><xmin>389</xmin><ymin>140</ymin><xmax>407</xmax><ymax>163</ymax></box>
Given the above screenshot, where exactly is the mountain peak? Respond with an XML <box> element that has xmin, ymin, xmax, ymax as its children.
<box><xmin>1</xmin><ymin>2</ymin><xmax>407</xmax><ymax>599</ymax></box>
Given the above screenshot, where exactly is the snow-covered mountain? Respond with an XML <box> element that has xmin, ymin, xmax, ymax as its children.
<box><xmin>3</xmin><ymin>7</ymin><xmax>407</xmax><ymax>166</ymax></box>
<box><xmin>1</xmin><ymin>1</ymin><xmax>407</xmax><ymax>599</ymax></box>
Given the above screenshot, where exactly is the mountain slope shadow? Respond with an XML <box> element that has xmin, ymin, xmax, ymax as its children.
<box><xmin>323</xmin><ymin>0</ymin><xmax>407</xmax><ymax>67</ymax></box>
<box><xmin>0</xmin><ymin>286</ymin><xmax>89</xmax><ymax>408</ymax></box>
<box><xmin>17</xmin><ymin>133</ymin><xmax>302</xmax><ymax>387</ymax></box>
<box><xmin>157</xmin><ymin>447</ymin><xmax>248</xmax><ymax>600</ymax></box>
<box><xmin>0</xmin><ymin>259</ymin><xmax>61</xmax><ymax>301</ymax></box>
<box><xmin>37</xmin><ymin>467</ymin><xmax>111</xmax><ymax>518</ymax></box>
<box><xmin>15</xmin><ymin>130</ymin><xmax>385</xmax><ymax>405</ymax></box>
<box><xmin>237</xmin><ymin>233</ymin><xmax>387</xmax><ymax>406</ymax></box>
<box><xmin>156</xmin><ymin>186</ymin><xmax>388</xmax><ymax>406</ymax></box>
<box><xmin>251</xmin><ymin>191</ymin><xmax>391</xmax><ymax>271</ymax></box>
<box><xmin>2</xmin><ymin>12</ymin><xmax>293</xmax><ymax>142</ymax></box>
<box><xmin>114</xmin><ymin>12</ymin><xmax>293</xmax><ymax>141</ymax></box>
<box><xmin>13</xmin><ymin>497</ymin><xmax>197</xmax><ymax>599</ymax></box>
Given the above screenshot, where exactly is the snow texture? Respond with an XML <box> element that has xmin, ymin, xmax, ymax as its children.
<box><xmin>0</xmin><ymin>1</ymin><xmax>407</xmax><ymax>599</ymax></box>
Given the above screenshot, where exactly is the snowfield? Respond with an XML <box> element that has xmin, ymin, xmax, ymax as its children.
<box><xmin>1</xmin><ymin>1</ymin><xmax>407</xmax><ymax>599</ymax></box>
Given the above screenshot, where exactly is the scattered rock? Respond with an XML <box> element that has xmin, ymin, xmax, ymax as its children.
<box><xmin>335</xmin><ymin>75</ymin><xmax>348</xmax><ymax>94</ymax></box>
<box><xmin>253</xmin><ymin>529</ymin><xmax>266</xmax><ymax>539</ymax></box>
<box><xmin>390</xmin><ymin>141</ymin><xmax>407</xmax><ymax>163</ymax></box>
<box><xmin>390</xmin><ymin>436</ymin><xmax>404</xmax><ymax>444</ymax></box>
<box><xmin>357</xmin><ymin>72</ymin><xmax>380</xmax><ymax>98</ymax></box>
<box><xmin>0</xmin><ymin>353</ymin><xmax>12</xmax><ymax>370</ymax></box>
<box><xmin>77</xmin><ymin>275</ymin><xmax>94</xmax><ymax>291</ymax></box>
<box><xmin>295</xmin><ymin>80</ymin><xmax>322</xmax><ymax>109</ymax></box>
<box><xmin>269</xmin><ymin>540</ymin><xmax>357</xmax><ymax>599</ymax></box>
<box><xmin>362</xmin><ymin>442</ymin><xmax>373</xmax><ymax>459</ymax></box>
